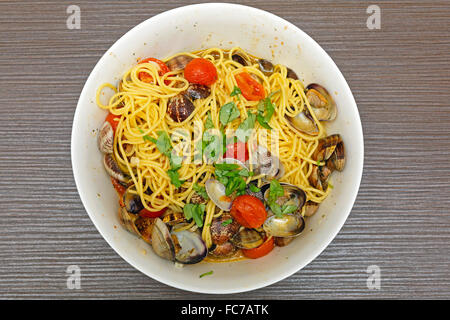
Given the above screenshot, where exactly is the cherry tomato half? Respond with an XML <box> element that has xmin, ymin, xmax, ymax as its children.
<box><xmin>138</xmin><ymin>57</ymin><xmax>170</xmax><ymax>84</ymax></box>
<box><xmin>110</xmin><ymin>177</ymin><xmax>126</xmax><ymax>207</ymax></box>
<box><xmin>224</xmin><ymin>141</ymin><xmax>249</xmax><ymax>163</ymax></box>
<box><xmin>242</xmin><ymin>236</ymin><xmax>274</xmax><ymax>259</ymax></box>
<box><xmin>105</xmin><ymin>112</ymin><xmax>121</xmax><ymax>133</ymax></box>
<box><xmin>235</xmin><ymin>72</ymin><xmax>266</xmax><ymax>101</ymax></box>
<box><xmin>139</xmin><ymin>207</ymin><xmax>167</xmax><ymax>218</ymax></box>
<box><xmin>230</xmin><ymin>195</ymin><xmax>267</xmax><ymax>229</ymax></box>
<box><xmin>184</xmin><ymin>58</ymin><xmax>217</xmax><ymax>85</ymax></box>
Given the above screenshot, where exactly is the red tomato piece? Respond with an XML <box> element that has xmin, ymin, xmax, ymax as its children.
<box><xmin>242</xmin><ymin>237</ymin><xmax>274</xmax><ymax>259</ymax></box>
<box><xmin>139</xmin><ymin>207</ymin><xmax>167</xmax><ymax>218</ymax></box>
<box><xmin>224</xmin><ymin>141</ymin><xmax>249</xmax><ymax>163</ymax></box>
<box><xmin>184</xmin><ymin>58</ymin><xmax>217</xmax><ymax>85</ymax></box>
<box><xmin>105</xmin><ymin>112</ymin><xmax>120</xmax><ymax>133</ymax></box>
<box><xmin>230</xmin><ymin>195</ymin><xmax>267</xmax><ymax>229</ymax></box>
<box><xmin>235</xmin><ymin>72</ymin><xmax>266</xmax><ymax>101</ymax></box>
<box><xmin>138</xmin><ymin>57</ymin><xmax>170</xmax><ymax>84</ymax></box>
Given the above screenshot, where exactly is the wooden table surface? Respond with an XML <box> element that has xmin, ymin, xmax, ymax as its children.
<box><xmin>0</xmin><ymin>0</ymin><xmax>449</xmax><ymax>299</ymax></box>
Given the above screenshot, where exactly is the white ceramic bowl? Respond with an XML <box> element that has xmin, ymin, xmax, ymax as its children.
<box><xmin>71</xmin><ymin>3</ymin><xmax>363</xmax><ymax>294</ymax></box>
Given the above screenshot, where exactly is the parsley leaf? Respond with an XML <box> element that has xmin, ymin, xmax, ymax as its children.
<box><xmin>193</xmin><ymin>183</ymin><xmax>209</xmax><ymax>200</ymax></box>
<box><xmin>256</xmin><ymin>96</ymin><xmax>276</xmax><ymax>130</ymax></box>
<box><xmin>219</xmin><ymin>102</ymin><xmax>240</xmax><ymax>126</ymax></box>
<box><xmin>199</xmin><ymin>270</ymin><xmax>213</xmax><ymax>278</ymax></box>
<box><xmin>205</xmin><ymin>112</ymin><xmax>215</xmax><ymax>129</ymax></box>
<box><xmin>167</xmin><ymin>169</ymin><xmax>185</xmax><ymax>188</ymax></box>
<box><xmin>236</xmin><ymin>111</ymin><xmax>256</xmax><ymax>142</ymax></box>
<box><xmin>138</xmin><ymin>128</ymin><xmax>156</xmax><ymax>143</ymax></box>
<box><xmin>183</xmin><ymin>203</ymin><xmax>206</xmax><ymax>227</ymax></box>
<box><xmin>221</xmin><ymin>219</ymin><xmax>233</xmax><ymax>226</ymax></box>
<box><xmin>230</xmin><ymin>86</ymin><xmax>242</xmax><ymax>99</ymax></box>
<box><xmin>249</xmin><ymin>183</ymin><xmax>261</xmax><ymax>193</ymax></box>
<box><xmin>153</xmin><ymin>131</ymin><xmax>172</xmax><ymax>157</ymax></box>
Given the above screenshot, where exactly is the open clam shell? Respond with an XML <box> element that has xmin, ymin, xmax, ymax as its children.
<box><xmin>231</xmin><ymin>228</ymin><xmax>264</xmax><ymax>249</ymax></box>
<box><xmin>263</xmin><ymin>182</ymin><xmax>306</xmax><ymax>211</ymax></box>
<box><xmin>263</xmin><ymin>214</ymin><xmax>305</xmax><ymax>238</ymax></box>
<box><xmin>103</xmin><ymin>154</ymin><xmax>127</xmax><ymax>183</ymax></box>
<box><xmin>250</xmin><ymin>145</ymin><xmax>285</xmax><ymax>180</ymax></box>
<box><xmin>98</xmin><ymin>121</ymin><xmax>114</xmax><ymax>154</ymax></box>
<box><xmin>171</xmin><ymin>225</ymin><xmax>208</xmax><ymax>264</ymax></box>
<box><xmin>305</xmin><ymin>83</ymin><xmax>337</xmax><ymax>122</ymax></box>
<box><xmin>151</xmin><ymin>218</ymin><xmax>176</xmax><ymax>261</ymax></box>
<box><xmin>205</xmin><ymin>179</ymin><xmax>232</xmax><ymax>211</ymax></box>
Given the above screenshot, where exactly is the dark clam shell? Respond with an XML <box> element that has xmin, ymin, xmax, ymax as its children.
<box><xmin>165</xmin><ymin>54</ymin><xmax>193</xmax><ymax>71</ymax></box>
<box><xmin>186</xmin><ymin>84</ymin><xmax>210</xmax><ymax>100</ymax></box>
<box><xmin>286</xmin><ymin>67</ymin><xmax>298</xmax><ymax>80</ymax></box>
<box><xmin>258</xmin><ymin>59</ymin><xmax>274</xmax><ymax>75</ymax></box>
<box><xmin>232</xmin><ymin>53</ymin><xmax>248</xmax><ymax>66</ymax></box>
<box><xmin>167</xmin><ymin>94</ymin><xmax>195</xmax><ymax>122</ymax></box>
<box><xmin>210</xmin><ymin>215</ymin><xmax>240</xmax><ymax>245</ymax></box>
<box><xmin>209</xmin><ymin>241</ymin><xmax>236</xmax><ymax>257</ymax></box>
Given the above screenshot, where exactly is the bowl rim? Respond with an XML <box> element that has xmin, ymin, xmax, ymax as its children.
<box><xmin>71</xmin><ymin>2</ymin><xmax>364</xmax><ymax>294</ymax></box>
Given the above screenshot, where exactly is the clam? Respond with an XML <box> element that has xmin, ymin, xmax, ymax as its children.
<box><xmin>251</xmin><ymin>145</ymin><xmax>285</xmax><ymax>180</ymax></box>
<box><xmin>165</xmin><ymin>54</ymin><xmax>193</xmax><ymax>71</ymax></box>
<box><xmin>171</xmin><ymin>224</ymin><xmax>208</xmax><ymax>264</ymax></box>
<box><xmin>245</xmin><ymin>182</ymin><xmax>264</xmax><ymax>202</ymax></box>
<box><xmin>167</xmin><ymin>94</ymin><xmax>195</xmax><ymax>122</ymax></box>
<box><xmin>98</xmin><ymin>121</ymin><xmax>114</xmax><ymax>154</ymax></box>
<box><xmin>274</xmin><ymin>236</ymin><xmax>294</xmax><ymax>247</ymax></box>
<box><xmin>304</xmin><ymin>201</ymin><xmax>319</xmax><ymax>217</ymax></box>
<box><xmin>286</xmin><ymin>83</ymin><xmax>337</xmax><ymax>136</ymax></box>
<box><xmin>209</xmin><ymin>241</ymin><xmax>236</xmax><ymax>257</ymax></box>
<box><xmin>313</xmin><ymin>134</ymin><xmax>342</xmax><ymax>162</ymax></box>
<box><xmin>263</xmin><ymin>182</ymin><xmax>306</xmax><ymax>211</ymax></box>
<box><xmin>134</xmin><ymin>216</ymin><xmax>155</xmax><ymax>243</ymax></box>
<box><xmin>286</xmin><ymin>111</ymin><xmax>319</xmax><ymax>136</ymax></box>
<box><xmin>186</xmin><ymin>84</ymin><xmax>211</xmax><ymax>100</ymax></box>
<box><xmin>103</xmin><ymin>154</ymin><xmax>127</xmax><ymax>183</ymax></box>
<box><xmin>123</xmin><ymin>186</ymin><xmax>144</xmax><ymax>214</ymax></box>
<box><xmin>151</xmin><ymin>218</ymin><xmax>176</xmax><ymax>261</ymax></box>
<box><xmin>263</xmin><ymin>214</ymin><xmax>305</xmax><ymax>238</ymax></box>
<box><xmin>118</xmin><ymin>206</ymin><xmax>140</xmax><ymax>236</ymax></box>
<box><xmin>161</xmin><ymin>210</ymin><xmax>185</xmax><ymax>226</ymax></box>
<box><xmin>205</xmin><ymin>179</ymin><xmax>232</xmax><ymax>211</ymax></box>
<box><xmin>210</xmin><ymin>215</ymin><xmax>240</xmax><ymax>245</ymax></box>
<box><xmin>286</xmin><ymin>67</ymin><xmax>298</xmax><ymax>80</ymax></box>
<box><xmin>231</xmin><ymin>228</ymin><xmax>264</xmax><ymax>249</ymax></box>
<box><xmin>305</xmin><ymin>84</ymin><xmax>337</xmax><ymax>122</ymax></box>
<box><xmin>232</xmin><ymin>52</ymin><xmax>249</xmax><ymax>66</ymax></box>
<box><xmin>258</xmin><ymin>59</ymin><xmax>274</xmax><ymax>75</ymax></box>
<box><xmin>309</xmin><ymin>165</ymin><xmax>328</xmax><ymax>191</ymax></box>
<box><xmin>326</xmin><ymin>140</ymin><xmax>345</xmax><ymax>172</ymax></box>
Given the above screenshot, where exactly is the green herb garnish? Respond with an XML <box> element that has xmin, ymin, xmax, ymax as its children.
<box><xmin>183</xmin><ymin>203</ymin><xmax>206</xmax><ymax>227</ymax></box>
<box><xmin>236</xmin><ymin>111</ymin><xmax>256</xmax><ymax>142</ymax></box>
<box><xmin>193</xmin><ymin>183</ymin><xmax>209</xmax><ymax>200</ymax></box>
<box><xmin>267</xmin><ymin>179</ymin><xmax>298</xmax><ymax>218</ymax></box>
<box><xmin>230</xmin><ymin>86</ymin><xmax>242</xmax><ymax>99</ymax></box>
<box><xmin>199</xmin><ymin>270</ymin><xmax>213</xmax><ymax>278</ymax></box>
<box><xmin>205</xmin><ymin>112</ymin><xmax>215</xmax><ymax>130</ymax></box>
<box><xmin>138</xmin><ymin>128</ymin><xmax>155</xmax><ymax>143</ymax></box>
<box><xmin>219</xmin><ymin>102</ymin><xmax>240</xmax><ymax>126</ymax></box>
<box><xmin>167</xmin><ymin>169</ymin><xmax>185</xmax><ymax>188</ymax></box>
<box><xmin>221</xmin><ymin>219</ymin><xmax>233</xmax><ymax>226</ymax></box>
<box><xmin>256</xmin><ymin>96</ymin><xmax>275</xmax><ymax>130</ymax></box>
<box><xmin>249</xmin><ymin>184</ymin><xmax>261</xmax><ymax>193</ymax></box>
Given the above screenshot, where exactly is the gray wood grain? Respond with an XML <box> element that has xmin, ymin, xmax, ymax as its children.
<box><xmin>0</xmin><ymin>0</ymin><xmax>449</xmax><ymax>299</ymax></box>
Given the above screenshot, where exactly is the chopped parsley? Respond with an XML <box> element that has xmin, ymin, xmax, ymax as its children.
<box><xmin>267</xmin><ymin>179</ymin><xmax>298</xmax><ymax>218</ymax></box>
<box><xmin>230</xmin><ymin>86</ymin><xmax>242</xmax><ymax>99</ymax></box>
<box><xmin>221</xmin><ymin>219</ymin><xmax>233</xmax><ymax>226</ymax></box>
<box><xmin>219</xmin><ymin>102</ymin><xmax>240</xmax><ymax>126</ymax></box>
<box><xmin>183</xmin><ymin>203</ymin><xmax>206</xmax><ymax>227</ymax></box>
<box><xmin>256</xmin><ymin>96</ymin><xmax>275</xmax><ymax>130</ymax></box>
<box><xmin>193</xmin><ymin>183</ymin><xmax>209</xmax><ymax>200</ymax></box>
<box><xmin>199</xmin><ymin>270</ymin><xmax>213</xmax><ymax>278</ymax></box>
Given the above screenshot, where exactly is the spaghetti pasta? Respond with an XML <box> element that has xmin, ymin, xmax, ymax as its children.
<box><xmin>96</xmin><ymin>47</ymin><xmax>343</xmax><ymax>262</ymax></box>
